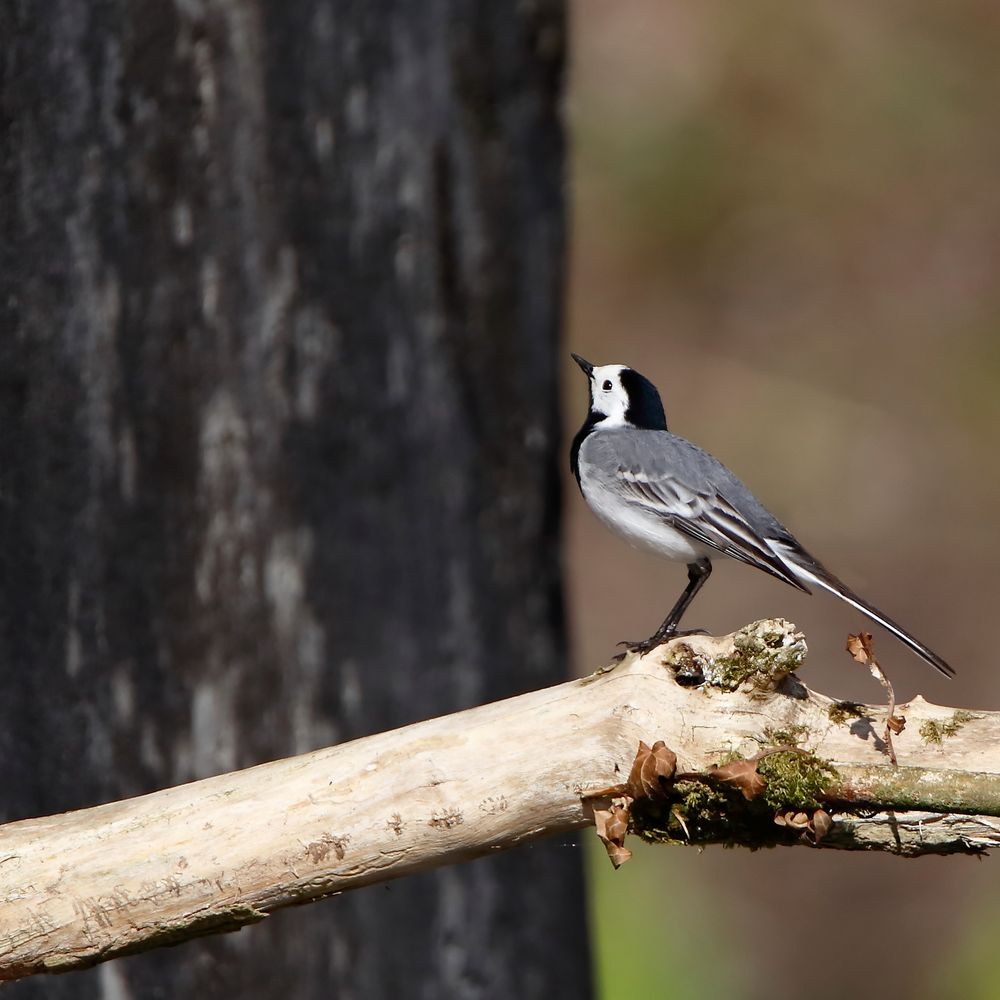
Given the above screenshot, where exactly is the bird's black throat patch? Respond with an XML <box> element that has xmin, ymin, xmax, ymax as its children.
<box><xmin>570</xmin><ymin>411</ymin><xmax>600</xmax><ymax>486</ymax></box>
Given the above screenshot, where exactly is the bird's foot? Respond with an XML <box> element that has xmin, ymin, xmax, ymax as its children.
<box><xmin>616</xmin><ymin>626</ymin><xmax>709</xmax><ymax>656</ymax></box>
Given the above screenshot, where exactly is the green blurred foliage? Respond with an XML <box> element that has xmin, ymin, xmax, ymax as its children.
<box><xmin>926</xmin><ymin>903</ymin><xmax>1000</xmax><ymax>999</ymax></box>
<box><xmin>587</xmin><ymin>840</ymin><xmax>739</xmax><ymax>1000</ymax></box>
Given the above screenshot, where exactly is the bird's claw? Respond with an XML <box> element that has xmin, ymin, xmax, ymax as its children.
<box><xmin>616</xmin><ymin>626</ymin><xmax>709</xmax><ymax>655</ymax></box>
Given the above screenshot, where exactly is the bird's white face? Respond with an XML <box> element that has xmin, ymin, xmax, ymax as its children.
<box><xmin>588</xmin><ymin>364</ymin><xmax>631</xmax><ymax>426</ymax></box>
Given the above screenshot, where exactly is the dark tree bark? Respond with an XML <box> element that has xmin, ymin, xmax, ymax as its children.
<box><xmin>0</xmin><ymin>1</ymin><xmax>589</xmax><ymax>997</ymax></box>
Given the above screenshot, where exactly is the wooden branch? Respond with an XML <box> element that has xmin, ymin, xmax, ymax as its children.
<box><xmin>1</xmin><ymin>619</ymin><xmax>996</xmax><ymax>981</ymax></box>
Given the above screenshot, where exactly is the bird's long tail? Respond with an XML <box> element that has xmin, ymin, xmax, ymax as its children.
<box><xmin>773</xmin><ymin>543</ymin><xmax>955</xmax><ymax>678</ymax></box>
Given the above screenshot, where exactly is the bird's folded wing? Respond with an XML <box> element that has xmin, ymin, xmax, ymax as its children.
<box><xmin>615</xmin><ymin>469</ymin><xmax>810</xmax><ymax>592</ymax></box>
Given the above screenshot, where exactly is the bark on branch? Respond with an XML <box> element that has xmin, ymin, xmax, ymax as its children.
<box><xmin>1</xmin><ymin>619</ymin><xmax>995</xmax><ymax>982</ymax></box>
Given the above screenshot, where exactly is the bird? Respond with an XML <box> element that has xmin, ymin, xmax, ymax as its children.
<box><xmin>569</xmin><ymin>353</ymin><xmax>954</xmax><ymax>677</ymax></box>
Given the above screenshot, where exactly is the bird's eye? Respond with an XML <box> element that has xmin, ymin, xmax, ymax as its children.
<box><xmin>602</xmin><ymin>379</ymin><xmax>613</xmax><ymax>391</ymax></box>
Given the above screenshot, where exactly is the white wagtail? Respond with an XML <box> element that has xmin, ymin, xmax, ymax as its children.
<box><xmin>570</xmin><ymin>354</ymin><xmax>954</xmax><ymax>677</ymax></box>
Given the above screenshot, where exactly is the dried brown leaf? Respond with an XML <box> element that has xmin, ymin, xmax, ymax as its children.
<box><xmin>846</xmin><ymin>632</ymin><xmax>899</xmax><ymax>765</ymax></box>
<box><xmin>811</xmin><ymin>809</ymin><xmax>833</xmax><ymax>842</ymax></box>
<box><xmin>606</xmin><ymin>843</ymin><xmax>633</xmax><ymax>868</ymax></box>
<box><xmin>594</xmin><ymin>800</ymin><xmax>633</xmax><ymax>869</ymax></box>
<box><xmin>594</xmin><ymin>803</ymin><xmax>629</xmax><ymax>844</ymax></box>
<box><xmin>774</xmin><ymin>809</ymin><xmax>810</xmax><ymax>831</ymax></box>
<box><xmin>775</xmin><ymin>807</ymin><xmax>834</xmax><ymax>843</ymax></box>
<box><xmin>846</xmin><ymin>632</ymin><xmax>875</xmax><ymax>663</ymax></box>
<box><xmin>708</xmin><ymin>758</ymin><xmax>767</xmax><ymax>801</ymax></box>
<box><xmin>626</xmin><ymin>739</ymin><xmax>677</xmax><ymax>801</ymax></box>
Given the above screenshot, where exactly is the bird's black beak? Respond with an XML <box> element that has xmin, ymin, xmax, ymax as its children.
<box><xmin>571</xmin><ymin>353</ymin><xmax>594</xmax><ymax>378</ymax></box>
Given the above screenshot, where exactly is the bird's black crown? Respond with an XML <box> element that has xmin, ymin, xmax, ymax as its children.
<box><xmin>620</xmin><ymin>368</ymin><xmax>667</xmax><ymax>431</ymax></box>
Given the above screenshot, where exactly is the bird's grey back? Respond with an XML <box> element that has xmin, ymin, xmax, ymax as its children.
<box><xmin>579</xmin><ymin>428</ymin><xmax>797</xmax><ymax>545</ymax></box>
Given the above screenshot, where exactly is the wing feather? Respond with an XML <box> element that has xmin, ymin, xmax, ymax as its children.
<box><xmin>614</xmin><ymin>468</ymin><xmax>810</xmax><ymax>593</ymax></box>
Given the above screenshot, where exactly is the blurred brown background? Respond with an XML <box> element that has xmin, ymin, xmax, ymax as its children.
<box><xmin>565</xmin><ymin>3</ymin><xmax>1000</xmax><ymax>998</ymax></box>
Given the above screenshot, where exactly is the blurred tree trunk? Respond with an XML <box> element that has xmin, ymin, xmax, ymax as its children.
<box><xmin>0</xmin><ymin>1</ymin><xmax>589</xmax><ymax>997</ymax></box>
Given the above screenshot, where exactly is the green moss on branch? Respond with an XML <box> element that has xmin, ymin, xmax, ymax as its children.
<box><xmin>831</xmin><ymin>765</ymin><xmax>1000</xmax><ymax>815</ymax></box>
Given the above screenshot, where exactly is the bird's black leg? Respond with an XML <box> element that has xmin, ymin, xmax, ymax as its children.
<box><xmin>621</xmin><ymin>560</ymin><xmax>713</xmax><ymax>653</ymax></box>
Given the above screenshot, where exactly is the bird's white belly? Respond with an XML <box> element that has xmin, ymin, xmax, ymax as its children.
<box><xmin>580</xmin><ymin>478</ymin><xmax>708</xmax><ymax>563</ymax></box>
